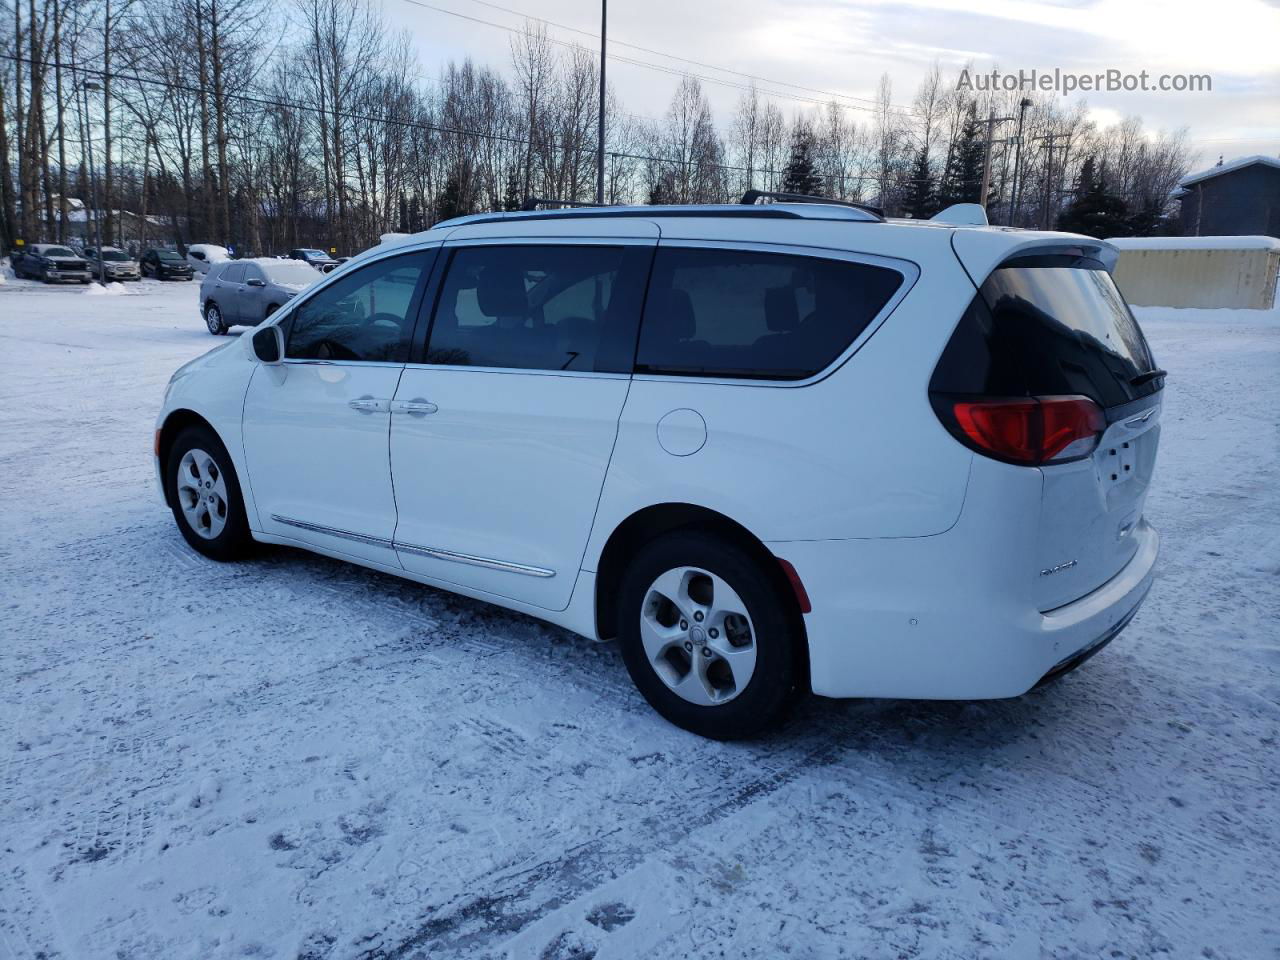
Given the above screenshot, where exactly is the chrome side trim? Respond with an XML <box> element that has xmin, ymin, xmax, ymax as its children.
<box><xmin>270</xmin><ymin>514</ymin><xmax>555</xmax><ymax>577</ymax></box>
<box><xmin>270</xmin><ymin>514</ymin><xmax>393</xmax><ymax>549</ymax></box>
<box><xmin>393</xmin><ymin>541</ymin><xmax>555</xmax><ymax>578</ymax></box>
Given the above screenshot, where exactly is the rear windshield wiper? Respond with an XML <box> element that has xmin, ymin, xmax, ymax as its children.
<box><xmin>1130</xmin><ymin>368</ymin><xmax>1167</xmax><ymax>387</ymax></box>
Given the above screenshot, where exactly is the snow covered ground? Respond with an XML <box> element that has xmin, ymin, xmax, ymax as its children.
<box><xmin>1</xmin><ymin>277</ymin><xmax>1277</xmax><ymax>959</ymax></box>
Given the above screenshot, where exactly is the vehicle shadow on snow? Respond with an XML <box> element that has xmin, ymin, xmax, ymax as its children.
<box><xmin>234</xmin><ymin>535</ymin><xmax>1132</xmax><ymax>769</ymax></box>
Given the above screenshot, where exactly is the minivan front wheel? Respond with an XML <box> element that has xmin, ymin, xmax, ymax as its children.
<box><xmin>166</xmin><ymin>426</ymin><xmax>252</xmax><ymax>561</ymax></box>
<box><xmin>618</xmin><ymin>533</ymin><xmax>801</xmax><ymax>739</ymax></box>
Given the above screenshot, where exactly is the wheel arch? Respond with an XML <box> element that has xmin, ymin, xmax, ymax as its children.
<box><xmin>157</xmin><ymin>408</ymin><xmax>219</xmax><ymax>507</ymax></box>
<box><xmin>593</xmin><ymin>502</ymin><xmax>810</xmax><ymax>681</ymax></box>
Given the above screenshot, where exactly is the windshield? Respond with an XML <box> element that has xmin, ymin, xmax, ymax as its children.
<box><xmin>299</xmin><ymin>249</ymin><xmax>328</xmax><ymax>259</ymax></box>
<box><xmin>43</xmin><ymin>247</ymin><xmax>76</xmax><ymax>258</ymax></box>
<box><xmin>156</xmin><ymin>251</ymin><xmax>184</xmax><ymax>262</ymax></box>
<box><xmin>101</xmin><ymin>249</ymin><xmax>132</xmax><ymax>261</ymax></box>
<box><xmin>263</xmin><ymin>261</ymin><xmax>321</xmax><ymax>285</ymax></box>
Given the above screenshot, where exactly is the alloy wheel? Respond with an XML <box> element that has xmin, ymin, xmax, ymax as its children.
<box><xmin>639</xmin><ymin>566</ymin><xmax>758</xmax><ymax>706</ymax></box>
<box><xmin>205</xmin><ymin>305</ymin><xmax>223</xmax><ymax>334</ymax></box>
<box><xmin>176</xmin><ymin>447</ymin><xmax>230</xmax><ymax>539</ymax></box>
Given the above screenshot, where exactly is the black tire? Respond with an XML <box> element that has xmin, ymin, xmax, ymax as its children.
<box><xmin>618</xmin><ymin>532</ymin><xmax>803</xmax><ymax>740</ymax></box>
<box><xmin>165</xmin><ymin>425</ymin><xmax>253</xmax><ymax>562</ymax></box>
<box><xmin>205</xmin><ymin>301</ymin><xmax>228</xmax><ymax>335</ymax></box>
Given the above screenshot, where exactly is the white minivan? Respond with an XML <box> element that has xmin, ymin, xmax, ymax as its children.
<box><xmin>155</xmin><ymin>197</ymin><xmax>1162</xmax><ymax>738</ymax></box>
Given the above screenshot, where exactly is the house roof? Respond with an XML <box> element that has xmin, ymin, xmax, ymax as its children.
<box><xmin>1180</xmin><ymin>154</ymin><xmax>1280</xmax><ymax>188</ymax></box>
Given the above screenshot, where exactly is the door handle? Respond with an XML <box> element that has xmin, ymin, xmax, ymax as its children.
<box><xmin>391</xmin><ymin>398</ymin><xmax>438</xmax><ymax>417</ymax></box>
<box><xmin>348</xmin><ymin>396</ymin><xmax>389</xmax><ymax>413</ymax></box>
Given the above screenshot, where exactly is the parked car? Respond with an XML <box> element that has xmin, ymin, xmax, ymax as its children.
<box><xmin>187</xmin><ymin>243</ymin><xmax>230</xmax><ymax>275</ymax></box>
<box><xmin>155</xmin><ymin>197</ymin><xmax>1164</xmax><ymax>739</ymax></box>
<box><xmin>12</xmin><ymin>243</ymin><xmax>92</xmax><ymax>283</ymax></box>
<box><xmin>140</xmin><ymin>248</ymin><xmax>195</xmax><ymax>280</ymax></box>
<box><xmin>289</xmin><ymin>248</ymin><xmax>340</xmax><ymax>272</ymax></box>
<box><xmin>200</xmin><ymin>258</ymin><xmax>320</xmax><ymax>335</ymax></box>
<box><xmin>82</xmin><ymin>245</ymin><xmax>141</xmax><ymax>281</ymax></box>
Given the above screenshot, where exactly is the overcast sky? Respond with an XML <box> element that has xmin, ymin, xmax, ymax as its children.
<box><xmin>393</xmin><ymin>0</ymin><xmax>1279</xmax><ymax>171</ymax></box>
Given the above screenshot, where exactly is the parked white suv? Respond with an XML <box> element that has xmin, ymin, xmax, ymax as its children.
<box><xmin>155</xmin><ymin>197</ymin><xmax>1162</xmax><ymax>738</ymax></box>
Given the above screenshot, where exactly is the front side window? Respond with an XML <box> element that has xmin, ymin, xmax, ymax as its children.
<box><xmin>286</xmin><ymin>252</ymin><xmax>428</xmax><ymax>363</ymax></box>
<box><xmin>636</xmin><ymin>247</ymin><xmax>904</xmax><ymax>380</ymax></box>
<box><xmin>221</xmin><ymin>264</ymin><xmax>247</xmax><ymax>284</ymax></box>
<box><xmin>426</xmin><ymin>245</ymin><xmax>638</xmax><ymax>372</ymax></box>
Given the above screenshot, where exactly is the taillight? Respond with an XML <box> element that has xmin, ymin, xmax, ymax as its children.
<box><xmin>937</xmin><ymin>394</ymin><xmax>1104</xmax><ymax>466</ymax></box>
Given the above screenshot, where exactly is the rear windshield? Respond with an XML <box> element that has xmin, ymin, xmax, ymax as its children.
<box><xmin>636</xmin><ymin>247</ymin><xmax>903</xmax><ymax>380</ymax></box>
<box><xmin>933</xmin><ymin>265</ymin><xmax>1158</xmax><ymax>409</ymax></box>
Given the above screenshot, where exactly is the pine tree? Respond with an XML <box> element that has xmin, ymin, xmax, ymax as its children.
<box><xmin>938</xmin><ymin>105</ymin><xmax>985</xmax><ymax>207</ymax></box>
<box><xmin>648</xmin><ymin>177</ymin><xmax>672</xmax><ymax>205</ymax></box>
<box><xmin>781</xmin><ymin>125</ymin><xmax>822</xmax><ymax>196</ymax></box>
<box><xmin>1056</xmin><ymin>156</ymin><xmax>1131</xmax><ymax>237</ymax></box>
<box><xmin>903</xmin><ymin>144</ymin><xmax>938</xmax><ymax>219</ymax></box>
<box><xmin>502</xmin><ymin>168</ymin><xmax>522</xmax><ymax>212</ymax></box>
<box><xmin>434</xmin><ymin>176</ymin><xmax>466</xmax><ymax>224</ymax></box>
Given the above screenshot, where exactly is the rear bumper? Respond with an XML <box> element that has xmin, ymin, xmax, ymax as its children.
<box><xmin>771</xmin><ymin>517</ymin><xmax>1158</xmax><ymax>701</ymax></box>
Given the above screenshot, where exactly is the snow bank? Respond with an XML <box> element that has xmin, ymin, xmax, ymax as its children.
<box><xmin>1107</xmin><ymin>235</ymin><xmax>1280</xmax><ymax>252</ymax></box>
<box><xmin>83</xmin><ymin>281</ymin><xmax>129</xmax><ymax>296</ymax></box>
<box><xmin>1133</xmin><ymin>303</ymin><xmax>1280</xmax><ymax>325</ymax></box>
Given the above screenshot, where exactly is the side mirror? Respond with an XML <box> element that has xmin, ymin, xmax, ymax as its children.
<box><xmin>252</xmin><ymin>325</ymin><xmax>284</xmax><ymax>365</ymax></box>
<box><xmin>246</xmin><ymin>277</ymin><xmax>266</xmax><ymax>287</ymax></box>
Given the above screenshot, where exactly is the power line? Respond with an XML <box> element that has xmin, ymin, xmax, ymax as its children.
<box><xmin>398</xmin><ymin>0</ymin><xmax>920</xmax><ymax>118</ymax></box>
<box><xmin>452</xmin><ymin>0</ymin><xmax>891</xmax><ymax>110</ymax></box>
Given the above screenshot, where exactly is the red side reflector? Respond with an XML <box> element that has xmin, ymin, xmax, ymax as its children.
<box><xmin>951</xmin><ymin>395</ymin><xmax>1104</xmax><ymax>465</ymax></box>
<box><xmin>776</xmin><ymin>557</ymin><xmax>812</xmax><ymax>614</ymax></box>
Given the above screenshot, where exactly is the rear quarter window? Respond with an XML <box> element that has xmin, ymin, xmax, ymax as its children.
<box><xmin>635</xmin><ymin>247</ymin><xmax>903</xmax><ymax>380</ymax></box>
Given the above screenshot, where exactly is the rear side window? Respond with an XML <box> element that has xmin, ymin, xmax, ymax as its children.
<box><xmin>426</xmin><ymin>245</ymin><xmax>643</xmax><ymax>372</ymax></box>
<box><xmin>635</xmin><ymin>247</ymin><xmax>903</xmax><ymax>380</ymax></box>
<box><xmin>931</xmin><ymin>264</ymin><xmax>1159</xmax><ymax>409</ymax></box>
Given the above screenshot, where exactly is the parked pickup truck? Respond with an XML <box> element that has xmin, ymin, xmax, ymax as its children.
<box><xmin>12</xmin><ymin>244</ymin><xmax>93</xmax><ymax>283</ymax></box>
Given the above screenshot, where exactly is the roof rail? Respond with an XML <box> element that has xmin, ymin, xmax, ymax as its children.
<box><xmin>740</xmin><ymin>189</ymin><xmax>884</xmax><ymax>220</ymax></box>
<box><xmin>519</xmin><ymin>196</ymin><xmax>608</xmax><ymax>211</ymax></box>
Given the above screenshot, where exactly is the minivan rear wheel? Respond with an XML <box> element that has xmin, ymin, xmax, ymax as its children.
<box><xmin>618</xmin><ymin>532</ymin><xmax>801</xmax><ymax>739</ymax></box>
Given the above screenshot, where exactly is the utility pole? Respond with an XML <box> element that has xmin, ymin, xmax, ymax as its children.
<box><xmin>80</xmin><ymin>80</ymin><xmax>104</xmax><ymax>282</ymax></box>
<box><xmin>978</xmin><ymin>107</ymin><xmax>1015</xmax><ymax>211</ymax></box>
<box><xmin>595</xmin><ymin>0</ymin><xmax>607</xmax><ymax>205</ymax></box>
<box><xmin>1009</xmin><ymin>97</ymin><xmax>1032</xmax><ymax>227</ymax></box>
<box><xmin>1032</xmin><ymin>132</ymin><xmax>1066</xmax><ymax>230</ymax></box>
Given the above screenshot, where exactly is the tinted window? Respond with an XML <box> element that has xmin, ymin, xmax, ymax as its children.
<box><xmin>931</xmin><ymin>265</ymin><xmax>1158</xmax><ymax>409</ymax></box>
<box><xmin>156</xmin><ymin>250</ymin><xmax>184</xmax><ymax>262</ymax></box>
<box><xmin>636</xmin><ymin>248</ymin><xmax>903</xmax><ymax>380</ymax></box>
<box><xmin>243</xmin><ymin>264</ymin><xmax>265</xmax><ymax>283</ymax></box>
<box><xmin>221</xmin><ymin>264</ymin><xmax>246</xmax><ymax>283</ymax></box>
<box><xmin>426</xmin><ymin>245</ymin><xmax>639</xmax><ymax>372</ymax></box>
<box><xmin>286</xmin><ymin>252</ymin><xmax>428</xmax><ymax>363</ymax></box>
<box><xmin>42</xmin><ymin>246</ymin><xmax>77</xmax><ymax>258</ymax></box>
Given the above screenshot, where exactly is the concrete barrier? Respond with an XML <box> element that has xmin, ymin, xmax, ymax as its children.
<box><xmin>1107</xmin><ymin>236</ymin><xmax>1280</xmax><ymax>310</ymax></box>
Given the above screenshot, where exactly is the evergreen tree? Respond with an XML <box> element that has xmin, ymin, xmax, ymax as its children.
<box><xmin>781</xmin><ymin>124</ymin><xmax>822</xmax><ymax>196</ymax></box>
<box><xmin>502</xmin><ymin>168</ymin><xmax>522</xmax><ymax>212</ymax></box>
<box><xmin>903</xmin><ymin>144</ymin><xmax>938</xmax><ymax>219</ymax></box>
<box><xmin>938</xmin><ymin>105</ymin><xmax>985</xmax><ymax>207</ymax></box>
<box><xmin>648</xmin><ymin>177</ymin><xmax>672</xmax><ymax>205</ymax></box>
<box><xmin>1056</xmin><ymin>156</ymin><xmax>1131</xmax><ymax>237</ymax></box>
<box><xmin>433</xmin><ymin>176</ymin><xmax>466</xmax><ymax>224</ymax></box>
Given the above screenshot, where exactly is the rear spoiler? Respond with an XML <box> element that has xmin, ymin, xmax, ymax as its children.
<box><xmin>951</xmin><ymin>231</ymin><xmax>1119</xmax><ymax>286</ymax></box>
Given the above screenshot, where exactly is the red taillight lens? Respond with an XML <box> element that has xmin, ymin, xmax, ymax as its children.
<box><xmin>948</xmin><ymin>395</ymin><xmax>1104</xmax><ymax>465</ymax></box>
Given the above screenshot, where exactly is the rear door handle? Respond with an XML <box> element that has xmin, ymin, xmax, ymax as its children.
<box><xmin>391</xmin><ymin>399</ymin><xmax>438</xmax><ymax>417</ymax></box>
<box><xmin>348</xmin><ymin>396</ymin><xmax>390</xmax><ymax>413</ymax></box>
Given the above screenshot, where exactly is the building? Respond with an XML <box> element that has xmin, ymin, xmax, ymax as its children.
<box><xmin>1177</xmin><ymin>155</ymin><xmax>1280</xmax><ymax>238</ymax></box>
